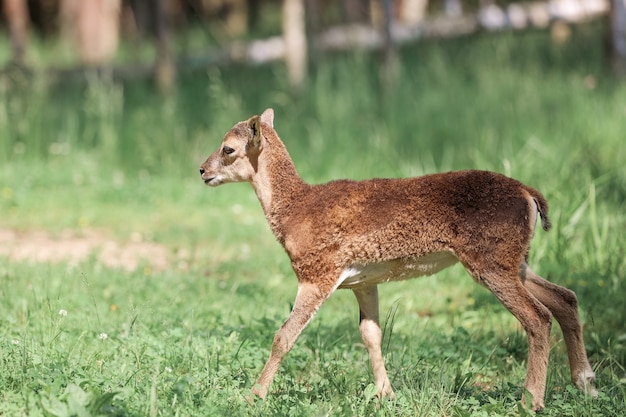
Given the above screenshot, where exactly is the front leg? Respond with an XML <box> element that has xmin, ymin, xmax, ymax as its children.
<box><xmin>353</xmin><ymin>286</ymin><xmax>395</xmax><ymax>399</ymax></box>
<box><xmin>249</xmin><ymin>282</ymin><xmax>330</xmax><ymax>399</ymax></box>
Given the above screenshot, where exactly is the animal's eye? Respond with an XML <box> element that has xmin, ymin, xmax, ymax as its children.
<box><xmin>223</xmin><ymin>146</ymin><xmax>235</xmax><ymax>155</ymax></box>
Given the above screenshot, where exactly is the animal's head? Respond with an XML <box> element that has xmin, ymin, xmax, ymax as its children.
<box><xmin>200</xmin><ymin>109</ymin><xmax>274</xmax><ymax>186</ymax></box>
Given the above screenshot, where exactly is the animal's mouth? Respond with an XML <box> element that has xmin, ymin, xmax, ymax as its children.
<box><xmin>204</xmin><ymin>177</ymin><xmax>217</xmax><ymax>186</ymax></box>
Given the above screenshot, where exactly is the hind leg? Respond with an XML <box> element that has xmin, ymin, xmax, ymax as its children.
<box><xmin>353</xmin><ymin>286</ymin><xmax>395</xmax><ymax>399</ymax></box>
<box><xmin>521</xmin><ymin>264</ymin><xmax>597</xmax><ymax>396</ymax></box>
<box><xmin>476</xmin><ymin>268</ymin><xmax>553</xmax><ymax>411</ymax></box>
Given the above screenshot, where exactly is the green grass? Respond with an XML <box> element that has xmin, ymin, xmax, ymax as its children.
<box><xmin>1</xmin><ymin>22</ymin><xmax>625</xmax><ymax>415</ymax></box>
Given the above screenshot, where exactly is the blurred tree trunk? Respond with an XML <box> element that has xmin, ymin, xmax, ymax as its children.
<box><xmin>381</xmin><ymin>0</ymin><xmax>398</xmax><ymax>87</ymax></box>
<box><xmin>283</xmin><ymin>0</ymin><xmax>307</xmax><ymax>92</ymax></box>
<box><xmin>156</xmin><ymin>0</ymin><xmax>176</xmax><ymax>92</ymax></box>
<box><xmin>304</xmin><ymin>0</ymin><xmax>321</xmax><ymax>63</ymax></box>
<box><xmin>126</xmin><ymin>0</ymin><xmax>155</xmax><ymax>36</ymax></box>
<box><xmin>399</xmin><ymin>0</ymin><xmax>429</xmax><ymax>25</ymax></box>
<box><xmin>225</xmin><ymin>0</ymin><xmax>248</xmax><ymax>36</ymax></box>
<box><xmin>344</xmin><ymin>0</ymin><xmax>368</xmax><ymax>23</ymax></box>
<box><xmin>247</xmin><ymin>0</ymin><xmax>261</xmax><ymax>32</ymax></box>
<box><xmin>2</xmin><ymin>0</ymin><xmax>30</xmax><ymax>65</ymax></box>
<box><xmin>370</xmin><ymin>0</ymin><xmax>383</xmax><ymax>27</ymax></box>
<box><xmin>61</xmin><ymin>0</ymin><xmax>121</xmax><ymax>66</ymax></box>
<box><xmin>609</xmin><ymin>0</ymin><xmax>626</xmax><ymax>75</ymax></box>
<box><xmin>304</xmin><ymin>0</ymin><xmax>321</xmax><ymax>36</ymax></box>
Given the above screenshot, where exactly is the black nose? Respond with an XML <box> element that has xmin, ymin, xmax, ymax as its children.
<box><xmin>199</xmin><ymin>168</ymin><xmax>205</xmax><ymax>175</ymax></box>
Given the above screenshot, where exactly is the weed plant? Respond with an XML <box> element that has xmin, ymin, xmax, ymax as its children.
<box><xmin>0</xmin><ymin>23</ymin><xmax>625</xmax><ymax>415</ymax></box>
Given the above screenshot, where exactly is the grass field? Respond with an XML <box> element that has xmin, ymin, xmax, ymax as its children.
<box><xmin>1</xmin><ymin>22</ymin><xmax>625</xmax><ymax>416</ymax></box>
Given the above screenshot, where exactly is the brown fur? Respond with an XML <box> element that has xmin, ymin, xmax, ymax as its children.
<box><xmin>199</xmin><ymin>109</ymin><xmax>596</xmax><ymax>411</ymax></box>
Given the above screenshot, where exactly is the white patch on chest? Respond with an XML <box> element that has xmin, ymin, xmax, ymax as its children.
<box><xmin>337</xmin><ymin>251</ymin><xmax>458</xmax><ymax>289</ymax></box>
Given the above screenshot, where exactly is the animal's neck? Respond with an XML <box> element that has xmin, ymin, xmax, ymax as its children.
<box><xmin>250</xmin><ymin>133</ymin><xmax>308</xmax><ymax>237</ymax></box>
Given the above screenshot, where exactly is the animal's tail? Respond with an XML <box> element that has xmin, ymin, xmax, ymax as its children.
<box><xmin>528</xmin><ymin>187</ymin><xmax>551</xmax><ymax>231</ymax></box>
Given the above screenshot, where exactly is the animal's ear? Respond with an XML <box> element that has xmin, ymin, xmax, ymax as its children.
<box><xmin>260</xmin><ymin>108</ymin><xmax>274</xmax><ymax>128</ymax></box>
<box><xmin>248</xmin><ymin>115</ymin><xmax>262</xmax><ymax>149</ymax></box>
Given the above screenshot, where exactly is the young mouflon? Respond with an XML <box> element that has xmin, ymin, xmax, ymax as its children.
<box><xmin>199</xmin><ymin>109</ymin><xmax>597</xmax><ymax>410</ymax></box>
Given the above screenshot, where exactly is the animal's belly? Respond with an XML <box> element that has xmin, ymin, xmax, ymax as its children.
<box><xmin>337</xmin><ymin>251</ymin><xmax>458</xmax><ymax>289</ymax></box>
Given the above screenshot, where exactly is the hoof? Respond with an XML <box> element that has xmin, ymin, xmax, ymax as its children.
<box><xmin>246</xmin><ymin>384</ymin><xmax>267</xmax><ymax>405</ymax></box>
<box><xmin>532</xmin><ymin>403</ymin><xmax>545</xmax><ymax>412</ymax></box>
<box><xmin>376</xmin><ymin>385</ymin><xmax>396</xmax><ymax>401</ymax></box>
<box><xmin>521</xmin><ymin>391</ymin><xmax>544</xmax><ymax>412</ymax></box>
<box><xmin>576</xmin><ymin>369</ymin><xmax>598</xmax><ymax>398</ymax></box>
